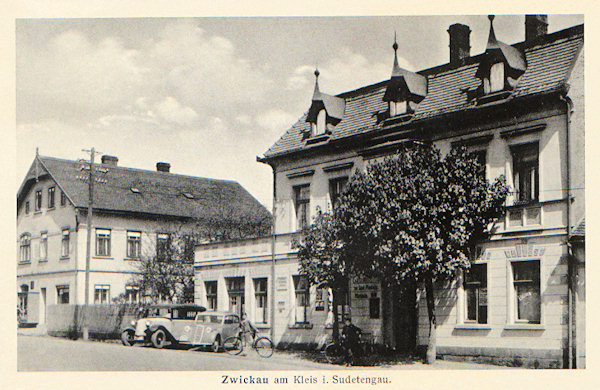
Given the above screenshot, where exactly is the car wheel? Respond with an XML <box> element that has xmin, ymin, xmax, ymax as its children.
<box><xmin>211</xmin><ymin>336</ymin><xmax>221</xmax><ymax>353</ymax></box>
<box><xmin>151</xmin><ymin>329</ymin><xmax>167</xmax><ymax>349</ymax></box>
<box><xmin>121</xmin><ymin>329</ymin><xmax>135</xmax><ymax>346</ymax></box>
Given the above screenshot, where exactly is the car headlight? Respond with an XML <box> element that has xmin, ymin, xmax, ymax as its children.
<box><xmin>130</xmin><ymin>320</ymin><xmax>136</xmax><ymax>326</ymax></box>
<box><xmin>145</xmin><ymin>321</ymin><xmax>151</xmax><ymax>327</ymax></box>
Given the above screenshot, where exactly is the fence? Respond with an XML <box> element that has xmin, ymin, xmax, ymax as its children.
<box><xmin>46</xmin><ymin>304</ymin><xmax>143</xmax><ymax>340</ymax></box>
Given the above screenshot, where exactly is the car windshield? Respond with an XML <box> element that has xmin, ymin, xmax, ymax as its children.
<box><xmin>196</xmin><ymin>315</ymin><xmax>222</xmax><ymax>323</ymax></box>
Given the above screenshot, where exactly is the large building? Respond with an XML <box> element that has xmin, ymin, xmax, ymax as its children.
<box><xmin>17</xmin><ymin>153</ymin><xmax>271</xmax><ymax>327</ymax></box>
<box><xmin>194</xmin><ymin>15</ymin><xmax>584</xmax><ymax>368</ymax></box>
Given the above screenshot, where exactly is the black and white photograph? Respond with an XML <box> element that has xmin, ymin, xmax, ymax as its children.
<box><xmin>6</xmin><ymin>2</ymin><xmax>590</xmax><ymax>384</ymax></box>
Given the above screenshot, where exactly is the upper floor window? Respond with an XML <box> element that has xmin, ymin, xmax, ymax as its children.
<box><xmin>19</xmin><ymin>234</ymin><xmax>31</xmax><ymax>263</ymax></box>
<box><xmin>311</xmin><ymin>109</ymin><xmax>327</xmax><ymax>136</ymax></box>
<box><xmin>511</xmin><ymin>142</ymin><xmax>539</xmax><ymax>204</ymax></box>
<box><xmin>329</xmin><ymin>177</ymin><xmax>349</xmax><ymax>209</ymax></box>
<box><xmin>35</xmin><ymin>191</ymin><xmax>42</xmax><ymax>211</ymax></box>
<box><xmin>389</xmin><ymin>100</ymin><xmax>407</xmax><ymax>117</ymax></box>
<box><xmin>464</xmin><ymin>263</ymin><xmax>487</xmax><ymax>324</ymax></box>
<box><xmin>61</xmin><ymin>229</ymin><xmax>70</xmax><ymax>257</ymax></box>
<box><xmin>48</xmin><ymin>187</ymin><xmax>55</xmax><ymax>209</ymax></box>
<box><xmin>294</xmin><ymin>184</ymin><xmax>311</xmax><ymax>230</ymax></box>
<box><xmin>95</xmin><ymin>228</ymin><xmax>111</xmax><ymax>257</ymax></box>
<box><xmin>126</xmin><ymin>231</ymin><xmax>142</xmax><ymax>259</ymax></box>
<box><xmin>25</xmin><ymin>201</ymin><xmax>30</xmax><ymax>214</ymax></box>
<box><xmin>469</xmin><ymin>149</ymin><xmax>487</xmax><ymax>178</ymax></box>
<box><xmin>60</xmin><ymin>191</ymin><xmax>67</xmax><ymax>206</ymax></box>
<box><xmin>484</xmin><ymin>62</ymin><xmax>505</xmax><ymax>93</ymax></box>
<box><xmin>39</xmin><ymin>232</ymin><xmax>48</xmax><ymax>261</ymax></box>
<box><xmin>156</xmin><ymin>233</ymin><xmax>170</xmax><ymax>261</ymax></box>
<box><xmin>512</xmin><ymin>260</ymin><xmax>541</xmax><ymax>324</ymax></box>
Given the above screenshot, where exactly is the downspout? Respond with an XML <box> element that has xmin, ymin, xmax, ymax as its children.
<box><xmin>560</xmin><ymin>94</ymin><xmax>574</xmax><ymax>368</ymax></box>
<box><xmin>270</xmin><ymin>164</ymin><xmax>277</xmax><ymax>344</ymax></box>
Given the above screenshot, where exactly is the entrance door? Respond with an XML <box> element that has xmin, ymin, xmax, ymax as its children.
<box><xmin>393</xmin><ymin>284</ymin><xmax>417</xmax><ymax>352</ymax></box>
<box><xmin>230</xmin><ymin>294</ymin><xmax>245</xmax><ymax>317</ymax></box>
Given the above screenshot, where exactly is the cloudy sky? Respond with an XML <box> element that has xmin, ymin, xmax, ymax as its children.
<box><xmin>16</xmin><ymin>15</ymin><xmax>583</xmax><ymax>208</ymax></box>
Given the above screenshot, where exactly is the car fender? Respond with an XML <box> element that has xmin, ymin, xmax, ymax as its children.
<box><xmin>148</xmin><ymin>325</ymin><xmax>174</xmax><ymax>339</ymax></box>
<box><xmin>121</xmin><ymin>326</ymin><xmax>136</xmax><ymax>333</ymax></box>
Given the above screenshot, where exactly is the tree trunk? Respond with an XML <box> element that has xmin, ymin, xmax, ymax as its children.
<box><xmin>332</xmin><ymin>288</ymin><xmax>340</xmax><ymax>342</ymax></box>
<box><xmin>425</xmin><ymin>277</ymin><xmax>437</xmax><ymax>364</ymax></box>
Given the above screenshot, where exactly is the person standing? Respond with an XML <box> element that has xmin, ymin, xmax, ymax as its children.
<box><xmin>341</xmin><ymin>317</ymin><xmax>362</xmax><ymax>366</ymax></box>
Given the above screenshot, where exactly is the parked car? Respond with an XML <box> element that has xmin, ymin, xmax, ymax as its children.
<box><xmin>121</xmin><ymin>306</ymin><xmax>240</xmax><ymax>352</ymax></box>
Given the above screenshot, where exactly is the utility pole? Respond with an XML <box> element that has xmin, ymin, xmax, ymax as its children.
<box><xmin>82</xmin><ymin>147</ymin><xmax>97</xmax><ymax>341</ymax></box>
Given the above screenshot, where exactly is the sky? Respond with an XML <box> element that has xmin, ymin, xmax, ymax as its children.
<box><xmin>16</xmin><ymin>15</ymin><xmax>583</xmax><ymax>208</ymax></box>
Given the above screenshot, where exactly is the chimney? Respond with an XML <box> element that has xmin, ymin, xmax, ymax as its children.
<box><xmin>156</xmin><ymin>162</ymin><xmax>171</xmax><ymax>173</ymax></box>
<box><xmin>448</xmin><ymin>23</ymin><xmax>471</xmax><ymax>66</ymax></box>
<box><xmin>101</xmin><ymin>155</ymin><xmax>118</xmax><ymax>166</ymax></box>
<box><xmin>525</xmin><ymin>15</ymin><xmax>548</xmax><ymax>42</ymax></box>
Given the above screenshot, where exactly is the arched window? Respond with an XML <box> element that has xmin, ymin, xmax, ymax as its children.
<box><xmin>484</xmin><ymin>62</ymin><xmax>505</xmax><ymax>93</ymax></box>
<box><xmin>19</xmin><ymin>234</ymin><xmax>31</xmax><ymax>263</ymax></box>
<box><xmin>314</xmin><ymin>109</ymin><xmax>326</xmax><ymax>135</ymax></box>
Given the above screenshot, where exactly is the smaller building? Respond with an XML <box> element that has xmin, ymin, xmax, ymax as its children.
<box><xmin>17</xmin><ymin>153</ymin><xmax>271</xmax><ymax>327</ymax></box>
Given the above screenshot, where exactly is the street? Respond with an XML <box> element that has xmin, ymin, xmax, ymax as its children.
<box><xmin>18</xmin><ymin>335</ymin><xmax>509</xmax><ymax>371</ymax></box>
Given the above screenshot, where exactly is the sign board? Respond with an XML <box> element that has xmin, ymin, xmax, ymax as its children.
<box><xmin>479</xmin><ymin>288</ymin><xmax>488</xmax><ymax>305</ymax></box>
<box><xmin>276</xmin><ymin>277</ymin><xmax>288</xmax><ymax>291</ymax></box>
<box><xmin>354</xmin><ymin>283</ymin><xmax>378</xmax><ymax>292</ymax></box>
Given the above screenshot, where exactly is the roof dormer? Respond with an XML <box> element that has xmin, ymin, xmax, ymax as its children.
<box><xmin>475</xmin><ymin>15</ymin><xmax>527</xmax><ymax>100</ymax></box>
<box><xmin>383</xmin><ymin>34</ymin><xmax>427</xmax><ymax>120</ymax></box>
<box><xmin>305</xmin><ymin>69</ymin><xmax>345</xmax><ymax>138</ymax></box>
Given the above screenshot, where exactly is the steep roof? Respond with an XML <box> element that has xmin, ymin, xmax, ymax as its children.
<box><xmin>571</xmin><ymin>218</ymin><xmax>585</xmax><ymax>238</ymax></box>
<box><xmin>263</xmin><ymin>24</ymin><xmax>583</xmax><ymax>159</ymax></box>
<box><xmin>18</xmin><ymin>156</ymin><xmax>271</xmax><ymax>224</ymax></box>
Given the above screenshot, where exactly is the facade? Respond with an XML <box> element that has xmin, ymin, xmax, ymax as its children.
<box><xmin>17</xmin><ymin>154</ymin><xmax>271</xmax><ymax>327</ymax></box>
<box><xmin>194</xmin><ymin>16</ymin><xmax>584</xmax><ymax>367</ymax></box>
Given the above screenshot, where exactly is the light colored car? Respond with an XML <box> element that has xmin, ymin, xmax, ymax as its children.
<box><xmin>121</xmin><ymin>306</ymin><xmax>240</xmax><ymax>353</ymax></box>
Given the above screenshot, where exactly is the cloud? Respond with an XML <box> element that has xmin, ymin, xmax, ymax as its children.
<box><xmin>256</xmin><ymin>109</ymin><xmax>298</xmax><ymax>135</ymax></box>
<box><xmin>154</xmin><ymin>96</ymin><xmax>199</xmax><ymax>125</ymax></box>
<box><xmin>286</xmin><ymin>47</ymin><xmax>414</xmax><ymax>95</ymax></box>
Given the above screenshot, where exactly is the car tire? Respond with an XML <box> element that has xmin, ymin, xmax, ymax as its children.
<box><xmin>211</xmin><ymin>336</ymin><xmax>221</xmax><ymax>353</ymax></box>
<box><xmin>151</xmin><ymin>329</ymin><xmax>167</xmax><ymax>349</ymax></box>
<box><xmin>121</xmin><ymin>329</ymin><xmax>135</xmax><ymax>346</ymax></box>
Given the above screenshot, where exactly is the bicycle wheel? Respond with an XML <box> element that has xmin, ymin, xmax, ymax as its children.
<box><xmin>254</xmin><ymin>337</ymin><xmax>274</xmax><ymax>358</ymax></box>
<box><xmin>324</xmin><ymin>343</ymin><xmax>344</xmax><ymax>364</ymax></box>
<box><xmin>223</xmin><ymin>336</ymin><xmax>243</xmax><ymax>355</ymax></box>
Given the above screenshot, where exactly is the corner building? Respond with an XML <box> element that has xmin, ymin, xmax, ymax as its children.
<box><xmin>194</xmin><ymin>15</ymin><xmax>584</xmax><ymax>368</ymax></box>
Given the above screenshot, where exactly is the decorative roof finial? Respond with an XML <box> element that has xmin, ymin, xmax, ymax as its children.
<box><xmin>392</xmin><ymin>31</ymin><xmax>398</xmax><ymax>52</ymax></box>
<box><xmin>391</xmin><ymin>31</ymin><xmax>401</xmax><ymax>77</ymax></box>
<box><xmin>486</xmin><ymin>14</ymin><xmax>499</xmax><ymax>50</ymax></box>
<box><xmin>488</xmin><ymin>14</ymin><xmax>495</xmax><ymax>22</ymax></box>
<box><xmin>312</xmin><ymin>65</ymin><xmax>321</xmax><ymax>101</ymax></box>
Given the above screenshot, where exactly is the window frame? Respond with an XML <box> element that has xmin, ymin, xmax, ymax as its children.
<box><xmin>156</xmin><ymin>233</ymin><xmax>170</xmax><ymax>261</ymax></box>
<box><xmin>510</xmin><ymin>260</ymin><xmax>541</xmax><ymax>324</ymax></box>
<box><xmin>293</xmin><ymin>275</ymin><xmax>309</xmax><ymax>324</ymax></box>
<box><xmin>60</xmin><ymin>191</ymin><xmax>67</xmax><ymax>206</ymax></box>
<box><xmin>39</xmin><ymin>231</ymin><xmax>48</xmax><ymax>261</ymax></box>
<box><xmin>19</xmin><ymin>234</ymin><xmax>31</xmax><ymax>263</ymax></box>
<box><xmin>47</xmin><ymin>187</ymin><xmax>56</xmax><ymax>209</ymax></box>
<box><xmin>389</xmin><ymin>100</ymin><xmax>408</xmax><ymax>117</ymax></box>
<box><xmin>464</xmin><ymin>263</ymin><xmax>488</xmax><ymax>324</ymax></box>
<box><xmin>95</xmin><ymin>228</ymin><xmax>111</xmax><ymax>257</ymax></box>
<box><xmin>294</xmin><ymin>184</ymin><xmax>311</xmax><ymax>230</ymax></box>
<box><xmin>25</xmin><ymin>201</ymin><xmax>30</xmax><ymax>215</ymax></box>
<box><xmin>35</xmin><ymin>190</ymin><xmax>42</xmax><ymax>212</ymax></box>
<box><xmin>126</xmin><ymin>230</ymin><xmax>142</xmax><ymax>259</ymax></box>
<box><xmin>253</xmin><ymin>278</ymin><xmax>268</xmax><ymax>324</ymax></box>
<box><xmin>205</xmin><ymin>281</ymin><xmax>218</xmax><ymax>311</ymax></box>
<box><xmin>56</xmin><ymin>285</ymin><xmax>70</xmax><ymax>304</ymax></box>
<box><xmin>61</xmin><ymin>229</ymin><xmax>70</xmax><ymax>258</ymax></box>
<box><xmin>125</xmin><ymin>285</ymin><xmax>140</xmax><ymax>303</ymax></box>
<box><xmin>511</xmin><ymin>142</ymin><xmax>539</xmax><ymax>205</ymax></box>
<box><xmin>94</xmin><ymin>284</ymin><xmax>111</xmax><ymax>304</ymax></box>
<box><xmin>329</xmin><ymin>176</ymin><xmax>349</xmax><ymax>210</ymax></box>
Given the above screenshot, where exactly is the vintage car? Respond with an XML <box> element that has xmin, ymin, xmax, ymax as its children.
<box><xmin>121</xmin><ymin>306</ymin><xmax>241</xmax><ymax>352</ymax></box>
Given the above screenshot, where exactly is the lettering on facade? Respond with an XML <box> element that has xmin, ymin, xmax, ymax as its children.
<box><xmin>276</xmin><ymin>277</ymin><xmax>288</xmax><ymax>291</ymax></box>
<box><xmin>277</xmin><ymin>300</ymin><xmax>286</xmax><ymax>313</ymax></box>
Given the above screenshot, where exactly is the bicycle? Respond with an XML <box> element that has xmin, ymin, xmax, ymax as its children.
<box><xmin>223</xmin><ymin>330</ymin><xmax>274</xmax><ymax>358</ymax></box>
<box><xmin>323</xmin><ymin>332</ymin><xmax>376</xmax><ymax>365</ymax></box>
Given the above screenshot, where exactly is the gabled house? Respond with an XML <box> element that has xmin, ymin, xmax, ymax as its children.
<box><xmin>17</xmin><ymin>153</ymin><xmax>271</xmax><ymax>327</ymax></box>
<box><xmin>194</xmin><ymin>15</ymin><xmax>584</xmax><ymax>368</ymax></box>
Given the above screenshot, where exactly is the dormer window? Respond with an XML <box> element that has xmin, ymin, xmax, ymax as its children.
<box><xmin>305</xmin><ymin>69</ymin><xmax>345</xmax><ymax>139</ymax></box>
<box><xmin>389</xmin><ymin>100</ymin><xmax>407</xmax><ymax>117</ymax></box>
<box><xmin>312</xmin><ymin>109</ymin><xmax>327</xmax><ymax>135</ymax></box>
<box><xmin>484</xmin><ymin>62</ymin><xmax>505</xmax><ymax>93</ymax></box>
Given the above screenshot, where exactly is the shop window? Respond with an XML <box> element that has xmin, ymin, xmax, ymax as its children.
<box><xmin>329</xmin><ymin>177</ymin><xmax>348</xmax><ymax>209</ymax></box>
<box><xmin>254</xmin><ymin>278</ymin><xmax>268</xmax><ymax>324</ymax></box>
<box><xmin>512</xmin><ymin>260</ymin><xmax>541</xmax><ymax>324</ymax></box>
<box><xmin>39</xmin><ymin>232</ymin><xmax>48</xmax><ymax>261</ymax></box>
<box><xmin>293</xmin><ymin>275</ymin><xmax>309</xmax><ymax>324</ymax></box>
<box><xmin>126</xmin><ymin>231</ymin><xmax>141</xmax><ymax>259</ymax></box>
<box><xmin>95</xmin><ymin>228</ymin><xmax>111</xmax><ymax>257</ymax></box>
<box><xmin>511</xmin><ymin>142</ymin><xmax>539</xmax><ymax>204</ymax></box>
<box><xmin>48</xmin><ymin>187</ymin><xmax>55</xmax><ymax>209</ymax></box>
<box><xmin>464</xmin><ymin>263</ymin><xmax>488</xmax><ymax>324</ymax></box>
<box><xmin>61</xmin><ymin>229</ymin><xmax>70</xmax><ymax>257</ymax></box>
<box><xmin>294</xmin><ymin>184</ymin><xmax>311</xmax><ymax>230</ymax></box>
<box><xmin>94</xmin><ymin>284</ymin><xmax>110</xmax><ymax>304</ymax></box>
<box><xmin>205</xmin><ymin>281</ymin><xmax>217</xmax><ymax>310</ymax></box>
<box><xmin>20</xmin><ymin>234</ymin><xmax>31</xmax><ymax>263</ymax></box>
<box><xmin>35</xmin><ymin>190</ymin><xmax>42</xmax><ymax>211</ymax></box>
<box><xmin>57</xmin><ymin>285</ymin><xmax>69</xmax><ymax>304</ymax></box>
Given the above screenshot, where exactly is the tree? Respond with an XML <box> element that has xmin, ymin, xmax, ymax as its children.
<box><xmin>293</xmin><ymin>210</ymin><xmax>348</xmax><ymax>341</ymax></box>
<box><xmin>335</xmin><ymin>144</ymin><xmax>508</xmax><ymax>363</ymax></box>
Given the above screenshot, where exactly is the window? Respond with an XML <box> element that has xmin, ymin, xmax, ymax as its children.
<box><xmin>511</xmin><ymin>143</ymin><xmax>539</xmax><ymax>204</ymax></box>
<box><xmin>390</xmin><ymin>100</ymin><xmax>407</xmax><ymax>116</ymax></box>
<box><xmin>293</xmin><ymin>275</ymin><xmax>309</xmax><ymax>324</ymax></box>
<box><xmin>19</xmin><ymin>234</ymin><xmax>31</xmax><ymax>263</ymax></box>
<box><xmin>61</xmin><ymin>229</ymin><xmax>70</xmax><ymax>257</ymax></box>
<box><xmin>464</xmin><ymin>264</ymin><xmax>488</xmax><ymax>324</ymax></box>
<box><xmin>60</xmin><ymin>191</ymin><xmax>67</xmax><ymax>206</ymax></box>
<box><xmin>156</xmin><ymin>233</ymin><xmax>170</xmax><ymax>261</ymax></box>
<box><xmin>126</xmin><ymin>231</ymin><xmax>141</xmax><ymax>259</ymax></box>
<box><xmin>125</xmin><ymin>286</ymin><xmax>140</xmax><ymax>303</ymax></box>
<box><xmin>469</xmin><ymin>149</ymin><xmax>487</xmax><ymax>178</ymax></box>
<box><xmin>39</xmin><ymin>232</ymin><xmax>48</xmax><ymax>261</ymax></box>
<box><xmin>254</xmin><ymin>278</ymin><xmax>268</xmax><ymax>324</ymax></box>
<box><xmin>94</xmin><ymin>284</ymin><xmax>110</xmax><ymax>304</ymax></box>
<box><xmin>95</xmin><ymin>228</ymin><xmax>111</xmax><ymax>257</ymax></box>
<box><xmin>294</xmin><ymin>185</ymin><xmax>310</xmax><ymax>230</ymax></box>
<box><xmin>484</xmin><ymin>62</ymin><xmax>505</xmax><ymax>93</ymax></box>
<box><xmin>369</xmin><ymin>296</ymin><xmax>380</xmax><ymax>319</ymax></box>
<box><xmin>48</xmin><ymin>187</ymin><xmax>55</xmax><ymax>209</ymax></box>
<box><xmin>226</xmin><ymin>277</ymin><xmax>245</xmax><ymax>316</ymax></box>
<box><xmin>25</xmin><ymin>201</ymin><xmax>30</xmax><ymax>214</ymax></box>
<box><xmin>512</xmin><ymin>261</ymin><xmax>541</xmax><ymax>324</ymax></box>
<box><xmin>205</xmin><ymin>281</ymin><xmax>217</xmax><ymax>310</ymax></box>
<box><xmin>329</xmin><ymin>177</ymin><xmax>349</xmax><ymax>209</ymax></box>
<box><xmin>35</xmin><ymin>190</ymin><xmax>42</xmax><ymax>211</ymax></box>
<box><xmin>315</xmin><ymin>287</ymin><xmax>326</xmax><ymax>311</ymax></box>
<box><xmin>312</xmin><ymin>109</ymin><xmax>327</xmax><ymax>135</ymax></box>
<box><xmin>57</xmin><ymin>285</ymin><xmax>69</xmax><ymax>304</ymax></box>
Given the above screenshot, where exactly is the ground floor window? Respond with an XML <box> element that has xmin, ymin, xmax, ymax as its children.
<box><xmin>226</xmin><ymin>277</ymin><xmax>245</xmax><ymax>316</ymax></box>
<box><xmin>369</xmin><ymin>296</ymin><xmax>380</xmax><ymax>319</ymax></box>
<box><xmin>57</xmin><ymin>285</ymin><xmax>69</xmax><ymax>304</ymax></box>
<box><xmin>293</xmin><ymin>275</ymin><xmax>309</xmax><ymax>324</ymax></box>
<box><xmin>512</xmin><ymin>260</ymin><xmax>541</xmax><ymax>324</ymax></box>
<box><xmin>205</xmin><ymin>281</ymin><xmax>217</xmax><ymax>310</ymax></box>
<box><xmin>125</xmin><ymin>286</ymin><xmax>139</xmax><ymax>303</ymax></box>
<box><xmin>465</xmin><ymin>263</ymin><xmax>488</xmax><ymax>324</ymax></box>
<box><xmin>254</xmin><ymin>278</ymin><xmax>268</xmax><ymax>324</ymax></box>
<box><xmin>94</xmin><ymin>284</ymin><xmax>110</xmax><ymax>304</ymax></box>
